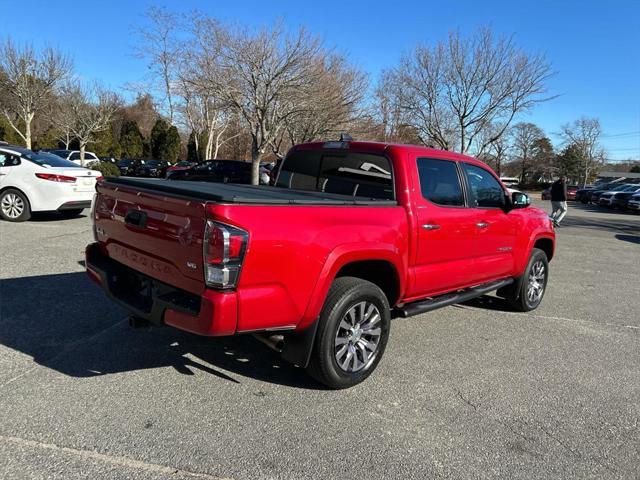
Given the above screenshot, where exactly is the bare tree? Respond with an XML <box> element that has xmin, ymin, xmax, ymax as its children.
<box><xmin>511</xmin><ymin>122</ymin><xmax>544</xmax><ymax>183</ymax></box>
<box><xmin>176</xmin><ymin>74</ymin><xmax>237</xmax><ymax>160</ymax></box>
<box><xmin>62</xmin><ymin>82</ymin><xmax>120</xmax><ymax>166</ymax></box>
<box><xmin>274</xmin><ymin>54</ymin><xmax>368</xmax><ymax>156</ymax></box>
<box><xmin>51</xmin><ymin>94</ymin><xmax>77</xmax><ymax>148</ymax></box>
<box><xmin>479</xmin><ymin>124</ymin><xmax>512</xmax><ymax>176</ymax></box>
<box><xmin>384</xmin><ymin>28</ymin><xmax>554</xmax><ymax>156</ymax></box>
<box><xmin>136</xmin><ymin>7</ymin><xmax>180</xmax><ymax>124</ymax></box>
<box><xmin>559</xmin><ymin>117</ymin><xmax>605</xmax><ymax>186</ymax></box>
<box><xmin>191</xmin><ymin>19</ymin><xmax>325</xmax><ymax>184</ymax></box>
<box><xmin>0</xmin><ymin>39</ymin><xmax>72</xmax><ymax>149</ymax></box>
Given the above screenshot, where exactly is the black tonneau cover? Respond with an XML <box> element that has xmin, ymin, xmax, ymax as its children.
<box><xmin>105</xmin><ymin>177</ymin><xmax>397</xmax><ymax>206</ymax></box>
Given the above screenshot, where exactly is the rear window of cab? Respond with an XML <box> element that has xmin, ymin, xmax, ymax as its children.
<box><xmin>276</xmin><ymin>150</ymin><xmax>394</xmax><ymax>200</ymax></box>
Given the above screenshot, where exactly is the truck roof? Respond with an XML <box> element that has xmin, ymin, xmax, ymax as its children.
<box><xmin>293</xmin><ymin>141</ymin><xmax>486</xmax><ymax>167</ymax></box>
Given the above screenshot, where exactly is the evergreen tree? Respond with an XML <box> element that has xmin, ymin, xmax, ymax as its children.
<box><xmin>150</xmin><ymin>118</ymin><xmax>169</xmax><ymax>159</ymax></box>
<box><xmin>0</xmin><ymin>116</ymin><xmax>22</xmax><ymax>144</ymax></box>
<box><xmin>531</xmin><ymin>137</ymin><xmax>554</xmax><ymax>181</ymax></box>
<box><xmin>119</xmin><ymin>121</ymin><xmax>144</xmax><ymax>158</ymax></box>
<box><xmin>555</xmin><ymin>144</ymin><xmax>582</xmax><ymax>183</ymax></box>
<box><xmin>162</xmin><ymin>125</ymin><xmax>181</xmax><ymax>162</ymax></box>
<box><xmin>149</xmin><ymin>119</ymin><xmax>181</xmax><ymax>161</ymax></box>
<box><xmin>186</xmin><ymin>131</ymin><xmax>199</xmax><ymax>162</ymax></box>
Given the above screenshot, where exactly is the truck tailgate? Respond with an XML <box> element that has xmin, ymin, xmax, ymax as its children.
<box><xmin>94</xmin><ymin>181</ymin><xmax>207</xmax><ymax>294</ymax></box>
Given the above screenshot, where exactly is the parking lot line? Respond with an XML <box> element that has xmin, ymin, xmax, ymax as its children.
<box><xmin>459</xmin><ymin>305</ymin><xmax>640</xmax><ymax>332</ymax></box>
<box><xmin>0</xmin><ymin>434</ymin><xmax>231</xmax><ymax>480</ymax></box>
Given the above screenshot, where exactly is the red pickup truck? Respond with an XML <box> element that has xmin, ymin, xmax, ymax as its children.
<box><xmin>86</xmin><ymin>140</ymin><xmax>555</xmax><ymax>389</ymax></box>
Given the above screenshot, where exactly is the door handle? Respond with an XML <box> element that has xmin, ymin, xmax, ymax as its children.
<box><xmin>476</xmin><ymin>222</ymin><xmax>489</xmax><ymax>229</ymax></box>
<box><xmin>422</xmin><ymin>224</ymin><xmax>440</xmax><ymax>230</ymax></box>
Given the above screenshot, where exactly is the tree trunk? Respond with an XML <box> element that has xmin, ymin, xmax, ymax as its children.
<box><xmin>80</xmin><ymin>144</ymin><xmax>86</xmax><ymax>167</ymax></box>
<box><xmin>25</xmin><ymin>118</ymin><xmax>32</xmax><ymax>150</ymax></box>
<box><xmin>251</xmin><ymin>137</ymin><xmax>261</xmax><ymax>185</ymax></box>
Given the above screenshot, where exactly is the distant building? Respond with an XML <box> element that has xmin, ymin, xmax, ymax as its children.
<box><xmin>596</xmin><ymin>171</ymin><xmax>640</xmax><ymax>183</ymax></box>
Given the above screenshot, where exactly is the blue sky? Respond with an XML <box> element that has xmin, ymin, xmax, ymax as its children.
<box><xmin>3</xmin><ymin>0</ymin><xmax>639</xmax><ymax>160</ymax></box>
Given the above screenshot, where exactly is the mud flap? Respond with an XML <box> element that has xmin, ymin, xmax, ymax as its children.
<box><xmin>281</xmin><ymin>319</ymin><xmax>319</xmax><ymax>368</ymax></box>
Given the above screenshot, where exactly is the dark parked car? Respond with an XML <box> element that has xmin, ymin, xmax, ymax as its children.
<box><xmin>167</xmin><ymin>159</ymin><xmax>270</xmax><ymax>184</ymax></box>
<box><xmin>591</xmin><ymin>183</ymin><xmax>636</xmax><ymax>205</ymax></box>
<box><xmin>99</xmin><ymin>156</ymin><xmax>118</xmax><ymax>164</ymax></box>
<box><xmin>574</xmin><ymin>186</ymin><xmax>595</xmax><ymax>203</ymax></box>
<box><xmin>609</xmin><ymin>186</ymin><xmax>640</xmax><ymax>209</ymax></box>
<box><xmin>117</xmin><ymin>159</ymin><xmax>145</xmax><ymax>176</ymax></box>
<box><xmin>134</xmin><ymin>159</ymin><xmax>169</xmax><ymax>178</ymax></box>
<box><xmin>580</xmin><ymin>182</ymin><xmax>620</xmax><ymax>204</ymax></box>
<box><xmin>627</xmin><ymin>193</ymin><xmax>640</xmax><ymax>213</ymax></box>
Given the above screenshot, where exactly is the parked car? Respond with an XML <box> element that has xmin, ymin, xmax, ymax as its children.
<box><xmin>500</xmin><ymin>176</ymin><xmax>520</xmax><ymax>188</ymax></box>
<box><xmin>594</xmin><ymin>184</ymin><xmax>638</xmax><ymax>206</ymax></box>
<box><xmin>117</xmin><ymin>159</ymin><xmax>145</xmax><ymax>176</ymax></box>
<box><xmin>167</xmin><ymin>159</ymin><xmax>271</xmax><ymax>185</ymax></box>
<box><xmin>574</xmin><ymin>186</ymin><xmax>594</xmax><ymax>203</ymax></box>
<box><xmin>582</xmin><ymin>182</ymin><xmax>620</xmax><ymax>204</ymax></box>
<box><xmin>86</xmin><ymin>139</ymin><xmax>555</xmax><ymax>389</ymax></box>
<box><xmin>0</xmin><ymin>143</ymin><xmax>99</xmax><ymax>222</ymax></box>
<box><xmin>165</xmin><ymin>161</ymin><xmax>197</xmax><ymax>177</ymax></box>
<box><xmin>134</xmin><ymin>159</ymin><xmax>169</xmax><ymax>178</ymax></box>
<box><xmin>47</xmin><ymin>149</ymin><xmax>100</xmax><ymax>165</ymax></box>
<box><xmin>99</xmin><ymin>156</ymin><xmax>119</xmax><ymax>164</ymax></box>
<box><xmin>607</xmin><ymin>186</ymin><xmax>640</xmax><ymax>209</ymax></box>
<box><xmin>627</xmin><ymin>193</ymin><xmax>640</xmax><ymax>213</ymax></box>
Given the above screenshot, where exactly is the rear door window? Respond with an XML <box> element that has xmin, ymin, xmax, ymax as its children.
<box><xmin>416</xmin><ymin>158</ymin><xmax>465</xmax><ymax>206</ymax></box>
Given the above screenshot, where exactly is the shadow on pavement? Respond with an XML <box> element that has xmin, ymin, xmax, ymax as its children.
<box><xmin>458</xmin><ymin>295</ymin><xmax>515</xmax><ymax>312</ymax></box>
<box><xmin>615</xmin><ymin>234</ymin><xmax>640</xmax><ymax>244</ymax></box>
<box><xmin>559</xmin><ymin>214</ymin><xmax>640</xmax><ymax>234</ymax></box>
<box><xmin>28</xmin><ymin>212</ymin><xmax>89</xmax><ymax>222</ymax></box>
<box><xmin>0</xmin><ymin>272</ymin><xmax>321</xmax><ymax>390</ymax></box>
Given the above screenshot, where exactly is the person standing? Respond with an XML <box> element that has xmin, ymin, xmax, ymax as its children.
<box><xmin>550</xmin><ymin>176</ymin><xmax>568</xmax><ymax>227</ymax></box>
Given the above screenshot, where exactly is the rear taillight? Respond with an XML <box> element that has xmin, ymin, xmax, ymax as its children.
<box><xmin>35</xmin><ymin>173</ymin><xmax>76</xmax><ymax>183</ymax></box>
<box><xmin>203</xmin><ymin>220</ymin><xmax>248</xmax><ymax>289</ymax></box>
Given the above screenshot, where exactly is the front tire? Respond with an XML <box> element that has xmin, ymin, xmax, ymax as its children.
<box><xmin>306</xmin><ymin>277</ymin><xmax>390</xmax><ymax>389</ymax></box>
<box><xmin>507</xmin><ymin>248</ymin><xmax>549</xmax><ymax>312</ymax></box>
<box><xmin>0</xmin><ymin>189</ymin><xmax>31</xmax><ymax>222</ymax></box>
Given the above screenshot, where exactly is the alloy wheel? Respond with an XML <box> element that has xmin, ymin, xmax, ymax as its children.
<box><xmin>1</xmin><ymin>193</ymin><xmax>24</xmax><ymax>219</ymax></box>
<box><xmin>527</xmin><ymin>260</ymin><xmax>546</xmax><ymax>304</ymax></box>
<box><xmin>334</xmin><ymin>301</ymin><xmax>382</xmax><ymax>373</ymax></box>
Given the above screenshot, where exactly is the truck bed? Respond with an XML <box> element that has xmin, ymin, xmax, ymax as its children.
<box><xmin>106</xmin><ymin>177</ymin><xmax>397</xmax><ymax>206</ymax></box>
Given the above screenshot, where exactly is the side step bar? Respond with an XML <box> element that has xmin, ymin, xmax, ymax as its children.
<box><xmin>394</xmin><ymin>278</ymin><xmax>514</xmax><ymax>318</ymax></box>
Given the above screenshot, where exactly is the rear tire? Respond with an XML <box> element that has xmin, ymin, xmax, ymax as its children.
<box><xmin>505</xmin><ymin>248</ymin><xmax>549</xmax><ymax>312</ymax></box>
<box><xmin>0</xmin><ymin>189</ymin><xmax>31</xmax><ymax>222</ymax></box>
<box><xmin>59</xmin><ymin>208</ymin><xmax>84</xmax><ymax>219</ymax></box>
<box><xmin>306</xmin><ymin>277</ymin><xmax>390</xmax><ymax>389</ymax></box>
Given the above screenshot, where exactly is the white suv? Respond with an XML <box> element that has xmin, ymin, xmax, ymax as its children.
<box><xmin>0</xmin><ymin>143</ymin><xmax>100</xmax><ymax>222</ymax></box>
<box><xmin>48</xmin><ymin>149</ymin><xmax>99</xmax><ymax>166</ymax></box>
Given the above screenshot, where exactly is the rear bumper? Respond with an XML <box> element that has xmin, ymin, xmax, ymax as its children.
<box><xmin>85</xmin><ymin>243</ymin><xmax>237</xmax><ymax>336</ymax></box>
<box><xmin>58</xmin><ymin>200</ymin><xmax>92</xmax><ymax>211</ymax></box>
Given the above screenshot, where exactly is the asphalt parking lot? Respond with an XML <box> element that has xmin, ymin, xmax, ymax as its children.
<box><xmin>0</xmin><ymin>198</ymin><xmax>639</xmax><ymax>480</ymax></box>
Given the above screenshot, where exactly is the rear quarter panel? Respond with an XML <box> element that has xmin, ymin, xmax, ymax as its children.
<box><xmin>209</xmin><ymin>203</ymin><xmax>409</xmax><ymax>332</ymax></box>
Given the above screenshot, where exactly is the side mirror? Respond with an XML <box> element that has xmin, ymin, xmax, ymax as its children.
<box><xmin>511</xmin><ymin>191</ymin><xmax>530</xmax><ymax>208</ymax></box>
